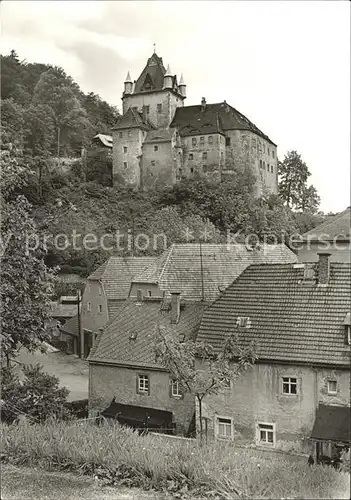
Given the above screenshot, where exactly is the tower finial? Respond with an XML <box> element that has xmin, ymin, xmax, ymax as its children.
<box><xmin>153</xmin><ymin>43</ymin><xmax>156</xmax><ymax>54</ymax></box>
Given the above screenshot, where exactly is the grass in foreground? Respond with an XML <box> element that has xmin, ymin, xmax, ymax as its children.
<box><xmin>1</xmin><ymin>420</ymin><xmax>349</xmax><ymax>499</ymax></box>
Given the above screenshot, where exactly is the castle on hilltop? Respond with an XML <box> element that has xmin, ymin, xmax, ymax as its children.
<box><xmin>112</xmin><ymin>51</ymin><xmax>278</xmax><ymax>195</ymax></box>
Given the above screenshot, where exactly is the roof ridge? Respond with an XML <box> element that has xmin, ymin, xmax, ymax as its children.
<box><xmin>158</xmin><ymin>245</ymin><xmax>174</xmax><ymax>283</ymax></box>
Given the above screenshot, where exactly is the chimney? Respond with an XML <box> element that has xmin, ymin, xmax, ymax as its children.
<box><xmin>317</xmin><ymin>252</ymin><xmax>331</xmax><ymax>285</ymax></box>
<box><xmin>201</xmin><ymin>97</ymin><xmax>206</xmax><ymax>111</ymax></box>
<box><xmin>136</xmin><ymin>289</ymin><xmax>143</xmax><ymax>303</ymax></box>
<box><xmin>170</xmin><ymin>292</ymin><xmax>181</xmax><ymax>324</ymax></box>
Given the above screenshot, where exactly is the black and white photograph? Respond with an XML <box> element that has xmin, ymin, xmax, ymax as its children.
<box><xmin>0</xmin><ymin>1</ymin><xmax>350</xmax><ymax>499</ymax></box>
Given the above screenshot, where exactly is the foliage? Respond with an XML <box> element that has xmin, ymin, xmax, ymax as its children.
<box><xmin>1</xmin><ymin>420</ymin><xmax>349</xmax><ymax>499</ymax></box>
<box><xmin>278</xmin><ymin>150</ymin><xmax>320</xmax><ymax>213</ymax></box>
<box><xmin>86</xmin><ymin>147</ymin><xmax>113</xmax><ymax>186</ymax></box>
<box><xmin>1</xmin><ymin>365</ymin><xmax>69</xmax><ymax>423</ymax></box>
<box><xmin>155</xmin><ymin>327</ymin><xmax>257</xmax><ymax>442</ymax></box>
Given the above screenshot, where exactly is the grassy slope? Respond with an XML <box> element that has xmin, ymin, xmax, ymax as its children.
<box><xmin>1</xmin><ymin>420</ymin><xmax>349</xmax><ymax>499</ymax></box>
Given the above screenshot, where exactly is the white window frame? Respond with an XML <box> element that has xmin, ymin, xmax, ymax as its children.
<box><xmin>138</xmin><ymin>374</ymin><xmax>149</xmax><ymax>394</ymax></box>
<box><xmin>257</xmin><ymin>422</ymin><xmax>276</xmax><ymax>446</ymax></box>
<box><xmin>171</xmin><ymin>379</ymin><xmax>181</xmax><ymax>397</ymax></box>
<box><xmin>281</xmin><ymin>376</ymin><xmax>298</xmax><ymax>395</ymax></box>
<box><xmin>216</xmin><ymin>416</ymin><xmax>234</xmax><ymax>440</ymax></box>
<box><xmin>327</xmin><ymin>380</ymin><xmax>337</xmax><ymax>395</ymax></box>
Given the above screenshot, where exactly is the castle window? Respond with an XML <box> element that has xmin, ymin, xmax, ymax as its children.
<box><xmin>144</xmin><ymin>105</ymin><xmax>150</xmax><ymax>114</ymax></box>
<box><xmin>192</xmin><ymin>138</ymin><xmax>197</xmax><ymax>146</ymax></box>
<box><xmin>189</xmin><ymin>153</ymin><xmax>193</xmax><ymax>160</ymax></box>
<box><xmin>252</xmin><ymin>138</ymin><xmax>256</xmax><ymax>146</ymax></box>
<box><xmin>260</xmin><ymin>160</ymin><xmax>262</xmax><ymax>169</ymax></box>
<box><xmin>87</xmin><ymin>302</ymin><xmax>91</xmax><ymax>312</ymax></box>
<box><xmin>263</xmin><ymin>161</ymin><xmax>266</xmax><ymax>170</ymax></box>
<box><xmin>157</xmin><ymin>103</ymin><xmax>162</xmax><ymax>113</ymax></box>
<box><xmin>268</xmin><ymin>147</ymin><xmax>270</xmax><ymax>156</ymax></box>
<box><xmin>221</xmin><ymin>152</ymin><xmax>224</xmax><ymax>160</ymax></box>
<box><xmin>154</xmin><ymin>145</ymin><xmax>158</xmax><ymax>152</ymax></box>
<box><xmin>257</xmin><ymin>423</ymin><xmax>275</xmax><ymax>446</ymax></box>
<box><xmin>327</xmin><ymin>380</ymin><xmax>337</xmax><ymax>394</ymax></box>
<box><xmin>272</xmin><ymin>150</ymin><xmax>275</xmax><ymax>158</ymax></box>
<box><xmin>208</xmin><ymin>136</ymin><xmax>213</xmax><ymax>144</ymax></box>
<box><xmin>263</xmin><ymin>144</ymin><xmax>266</xmax><ymax>153</ymax></box>
<box><xmin>119</xmin><ymin>132</ymin><xmax>123</xmax><ymax>138</ymax></box>
<box><xmin>225</xmin><ymin>137</ymin><xmax>231</xmax><ymax>146</ymax></box>
<box><xmin>128</xmin><ymin>130</ymin><xmax>132</xmax><ymax>137</ymax></box>
<box><xmin>190</xmin><ymin>167</ymin><xmax>194</xmax><ymax>174</ymax></box>
<box><xmin>202</xmin><ymin>152</ymin><xmax>208</xmax><ymax>160</ymax></box>
<box><xmin>200</xmin><ymin>136</ymin><xmax>205</xmax><ymax>144</ymax></box>
<box><xmin>98</xmin><ymin>304</ymin><xmax>102</xmax><ymax>314</ymax></box>
<box><xmin>123</xmin><ymin>162</ymin><xmax>127</xmax><ymax>169</ymax></box>
<box><xmin>151</xmin><ymin>160</ymin><xmax>155</xmax><ymax>166</ymax></box>
<box><xmin>123</xmin><ymin>146</ymin><xmax>128</xmax><ymax>153</ymax></box>
<box><xmin>271</xmin><ymin>165</ymin><xmax>274</xmax><ymax>173</ymax></box>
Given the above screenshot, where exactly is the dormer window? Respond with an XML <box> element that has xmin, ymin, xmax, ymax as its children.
<box><xmin>236</xmin><ymin>317</ymin><xmax>251</xmax><ymax>328</ymax></box>
<box><xmin>304</xmin><ymin>264</ymin><xmax>315</xmax><ymax>280</ymax></box>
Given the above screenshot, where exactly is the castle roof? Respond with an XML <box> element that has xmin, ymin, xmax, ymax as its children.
<box><xmin>196</xmin><ymin>262</ymin><xmax>351</xmax><ymax>367</ymax></box>
<box><xmin>143</xmin><ymin>128</ymin><xmax>175</xmax><ymax>144</ymax></box>
<box><xmin>134</xmin><ymin>52</ymin><xmax>166</xmax><ymax>93</ymax></box>
<box><xmin>112</xmin><ymin>107</ymin><xmax>154</xmax><ymax>131</ymax></box>
<box><xmin>170</xmin><ymin>101</ymin><xmax>276</xmax><ymax>145</ymax></box>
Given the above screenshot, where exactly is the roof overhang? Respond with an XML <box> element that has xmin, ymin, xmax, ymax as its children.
<box><xmin>310</xmin><ymin>405</ymin><xmax>350</xmax><ymax>442</ymax></box>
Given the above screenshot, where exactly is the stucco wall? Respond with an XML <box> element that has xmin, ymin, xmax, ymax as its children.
<box><xmin>180</xmin><ymin>133</ymin><xmax>224</xmax><ymax>182</ymax></box>
<box><xmin>89</xmin><ymin>363</ymin><xmax>195</xmax><ymax>435</ymax></box>
<box><xmin>297</xmin><ymin>241</ymin><xmax>351</xmax><ymax>263</ymax></box>
<box><xmin>141</xmin><ymin>140</ymin><xmax>175</xmax><ymax>189</ymax></box>
<box><xmin>81</xmin><ymin>279</ymin><xmax>109</xmax><ymax>332</ymax></box>
<box><xmin>199</xmin><ymin>361</ymin><xmax>350</xmax><ymax>452</ymax></box>
<box><xmin>112</xmin><ymin>128</ymin><xmax>145</xmax><ymax>188</ymax></box>
<box><xmin>122</xmin><ymin>90</ymin><xmax>184</xmax><ymax>128</ymax></box>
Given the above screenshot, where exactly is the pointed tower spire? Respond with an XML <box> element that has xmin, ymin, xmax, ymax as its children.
<box><xmin>125</xmin><ymin>71</ymin><xmax>132</xmax><ymax>83</ymax></box>
<box><xmin>163</xmin><ymin>64</ymin><xmax>173</xmax><ymax>89</ymax></box>
<box><xmin>179</xmin><ymin>73</ymin><xmax>186</xmax><ymax>97</ymax></box>
<box><xmin>124</xmin><ymin>71</ymin><xmax>133</xmax><ymax>95</ymax></box>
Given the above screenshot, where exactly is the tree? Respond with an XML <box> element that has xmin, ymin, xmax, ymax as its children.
<box><xmin>1</xmin><ymin>148</ymin><xmax>55</xmax><ymax>364</ymax></box>
<box><xmin>1</xmin><ymin>364</ymin><xmax>70</xmax><ymax>423</ymax></box>
<box><xmin>278</xmin><ymin>150</ymin><xmax>320</xmax><ymax>213</ymax></box>
<box><xmin>155</xmin><ymin>327</ymin><xmax>257</xmax><ymax>443</ymax></box>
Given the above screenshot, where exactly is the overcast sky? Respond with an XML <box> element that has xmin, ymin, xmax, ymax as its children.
<box><xmin>2</xmin><ymin>0</ymin><xmax>350</xmax><ymax>213</ymax></box>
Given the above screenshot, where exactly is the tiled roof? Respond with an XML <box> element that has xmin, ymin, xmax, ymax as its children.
<box><xmin>93</xmin><ymin>134</ymin><xmax>113</xmax><ymax>148</ymax></box>
<box><xmin>197</xmin><ymin>262</ymin><xmax>351</xmax><ymax>366</ymax></box>
<box><xmin>88</xmin><ymin>300</ymin><xmax>208</xmax><ymax>368</ymax></box>
<box><xmin>107</xmin><ymin>299</ymin><xmax>126</xmax><ymax>320</ymax></box>
<box><xmin>88</xmin><ymin>256</ymin><xmax>157</xmax><ymax>300</ymax></box>
<box><xmin>170</xmin><ymin>102</ymin><xmax>275</xmax><ymax>145</ymax></box>
<box><xmin>132</xmin><ymin>244</ymin><xmax>297</xmax><ymax>301</ymax></box>
<box><xmin>112</xmin><ymin>108</ymin><xmax>154</xmax><ymax>131</ymax></box>
<box><xmin>302</xmin><ymin>207</ymin><xmax>350</xmax><ymax>241</ymax></box>
<box><xmin>49</xmin><ymin>302</ymin><xmax>77</xmax><ymax>318</ymax></box>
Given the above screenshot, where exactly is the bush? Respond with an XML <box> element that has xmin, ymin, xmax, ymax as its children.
<box><xmin>1</xmin><ymin>420</ymin><xmax>349</xmax><ymax>499</ymax></box>
<box><xmin>1</xmin><ymin>365</ymin><xmax>70</xmax><ymax>423</ymax></box>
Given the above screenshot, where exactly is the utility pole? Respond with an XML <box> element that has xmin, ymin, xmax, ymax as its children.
<box><xmin>57</xmin><ymin>127</ymin><xmax>61</xmax><ymax>168</ymax></box>
<box><xmin>199</xmin><ymin>241</ymin><xmax>205</xmax><ymax>301</ymax></box>
<box><xmin>77</xmin><ymin>289</ymin><xmax>84</xmax><ymax>358</ymax></box>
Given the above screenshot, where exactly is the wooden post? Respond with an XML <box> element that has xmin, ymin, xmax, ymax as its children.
<box><xmin>77</xmin><ymin>289</ymin><xmax>84</xmax><ymax>358</ymax></box>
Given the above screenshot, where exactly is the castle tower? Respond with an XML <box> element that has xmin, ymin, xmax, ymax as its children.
<box><xmin>178</xmin><ymin>74</ymin><xmax>186</xmax><ymax>97</ymax></box>
<box><xmin>121</xmin><ymin>52</ymin><xmax>186</xmax><ymax>128</ymax></box>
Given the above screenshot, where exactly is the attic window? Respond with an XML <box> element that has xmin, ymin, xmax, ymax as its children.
<box><xmin>130</xmin><ymin>332</ymin><xmax>137</xmax><ymax>340</ymax></box>
<box><xmin>236</xmin><ymin>317</ymin><xmax>251</xmax><ymax>328</ymax></box>
<box><xmin>303</xmin><ymin>264</ymin><xmax>315</xmax><ymax>280</ymax></box>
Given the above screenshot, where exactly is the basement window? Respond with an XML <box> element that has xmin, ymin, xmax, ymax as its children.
<box><xmin>327</xmin><ymin>380</ymin><xmax>337</xmax><ymax>394</ymax></box>
<box><xmin>257</xmin><ymin>423</ymin><xmax>275</xmax><ymax>446</ymax></box>
<box><xmin>216</xmin><ymin>417</ymin><xmax>233</xmax><ymax>439</ymax></box>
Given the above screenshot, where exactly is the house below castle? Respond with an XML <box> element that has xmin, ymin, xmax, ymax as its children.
<box><xmin>112</xmin><ymin>52</ymin><xmax>278</xmax><ymax>195</ymax></box>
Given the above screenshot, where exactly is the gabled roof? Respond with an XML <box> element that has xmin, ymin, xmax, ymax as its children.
<box><xmin>134</xmin><ymin>53</ymin><xmax>166</xmax><ymax>94</ymax></box>
<box><xmin>302</xmin><ymin>207</ymin><xmax>350</xmax><ymax>242</ymax></box>
<box><xmin>88</xmin><ymin>256</ymin><xmax>156</xmax><ymax>300</ymax></box>
<box><xmin>196</xmin><ymin>262</ymin><xmax>351</xmax><ymax>366</ymax></box>
<box><xmin>132</xmin><ymin>244</ymin><xmax>297</xmax><ymax>301</ymax></box>
<box><xmin>88</xmin><ymin>299</ymin><xmax>208</xmax><ymax>368</ymax></box>
<box><xmin>112</xmin><ymin>108</ymin><xmax>154</xmax><ymax>131</ymax></box>
<box><xmin>49</xmin><ymin>301</ymin><xmax>77</xmax><ymax>319</ymax></box>
<box><xmin>170</xmin><ymin>101</ymin><xmax>276</xmax><ymax>145</ymax></box>
<box><xmin>143</xmin><ymin>128</ymin><xmax>175</xmax><ymax>144</ymax></box>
